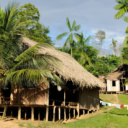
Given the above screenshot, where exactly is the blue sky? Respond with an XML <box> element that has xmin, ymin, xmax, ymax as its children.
<box><xmin>0</xmin><ymin>0</ymin><xmax>127</xmax><ymax>51</ymax></box>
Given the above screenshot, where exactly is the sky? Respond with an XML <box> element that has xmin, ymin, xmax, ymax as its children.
<box><xmin>0</xmin><ymin>0</ymin><xmax>127</xmax><ymax>51</ymax></box>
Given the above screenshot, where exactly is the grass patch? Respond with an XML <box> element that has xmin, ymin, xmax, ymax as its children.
<box><xmin>99</xmin><ymin>94</ymin><xmax>116</xmax><ymax>103</ymax></box>
<box><xmin>118</xmin><ymin>94</ymin><xmax>128</xmax><ymax>104</ymax></box>
<box><xmin>18</xmin><ymin>108</ymin><xmax>128</xmax><ymax>128</ymax></box>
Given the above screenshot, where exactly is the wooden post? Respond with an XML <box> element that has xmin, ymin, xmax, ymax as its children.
<box><xmin>11</xmin><ymin>108</ymin><xmax>13</xmax><ymax>117</ymax></box>
<box><xmin>38</xmin><ymin>108</ymin><xmax>40</xmax><ymax>121</ymax></box>
<box><xmin>83</xmin><ymin>110</ymin><xmax>85</xmax><ymax>115</ymax></box>
<box><xmin>2</xmin><ymin>106</ymin><xmax>7</xmax><ymax>119</ymax></box>
<box><xmin>0</xmin><ymin>85</ymin><xmax>1</xmax><ymax>104</ymax></box>
<box><xmin>69</xmin><ymin>108</ymin><xmax>71</xmax><ymax>120</ymax></box>
<box><xmin>46</xmin><ymin>106</ymin><xmax>49</xmax><ymax>121</ymax></box>
<box><xmin>64</xmin><ymin>90</ymin><xmax>66</xmax><ymax>106</ymax></box>
<box><xmin>31</xmin><ymin>107</ymin><xmax>34</xmax><ymax>121</ymax></box>
<box><xmin>53</xmin><ymin>106</ymin><xmax>56</xmax><ymax>122</ymax></box>
<box><xmin>58</xmin><ymin>107</ymin><xmax>61</xmax><ymax>120</ymax></box>
<box><xmin>18</xmin><ymin>107</ymin><xmax>21</xmax><ymax>120</ymax></box>
<box><xmin>77</xmin><ymin>103</ymin><xmax>80</xmax><ymax>117</ymax></box>
<box><xmin>25</xmin><ymin>108</ymin><xmax>27</xmax><ymax>120</ymax></box>
<box><xmin>87</xmin><ymin>110</ymin><xmax>89</xmax><ymax>114</ymax></box>
<box><xmin>64</xmin><ymin>108</ymin><xmax>66</xmax><ymax>121</ymax></box>
<box><xmin>73</xmin><ymin>109</ymin><xmax>75</xmax><ymax>118</ymax></box>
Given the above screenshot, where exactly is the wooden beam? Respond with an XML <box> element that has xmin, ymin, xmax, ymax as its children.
<box><xmin>18</xmin><ymin>107</ymin><xmax>21</xmax><ymax>120</ymax></box>
<box><xmin>31</xmin><ymin>107</ymin><xmax>34</xmax><ymax>121</ymax></box>
<box><xmin>53</xmin><ymin>106</ymin><xmax>56</xmax><ymax>122</ymax></box>
<box><xmin>46</xmin><ymin>106</ymin><xmax>49</xmax><ymax>121</ymax></box>
<box><xmin>58</xmin><ymin>107</ymin><xmax>61</xmax><ymax>120</ymax></box>
<box><xmin>38</xmin><ymin>108</ymin><xmax>40</xmax><ymax>121</ymax></box>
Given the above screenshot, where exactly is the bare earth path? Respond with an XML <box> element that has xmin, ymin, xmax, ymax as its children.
<box><xmin>0</xmin><ymin>94</ymin><xmax>119</xmax><ymax>128</ymax></box>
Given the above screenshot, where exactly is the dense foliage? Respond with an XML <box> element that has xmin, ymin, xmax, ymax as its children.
<box><xmin>0</xmin><ymin>3</ymin><xmax>62</xmax><ymax>88</ymax></box>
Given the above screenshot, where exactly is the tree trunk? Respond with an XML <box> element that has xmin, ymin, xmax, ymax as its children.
<box><xmin>100</xmin><ymin>41</ymin><xmax>102</xmax><ymax>56</ymax></box>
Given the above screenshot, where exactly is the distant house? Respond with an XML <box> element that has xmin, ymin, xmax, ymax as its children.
<box><xmin>0</xmin><ymin>36</ymin><xmax>105</xmax><ymax>121</ymax></box>
<box><xmin>105</xmin><ymin>64</ymin><xmax>128</xmax><ymax>93</ymax></box>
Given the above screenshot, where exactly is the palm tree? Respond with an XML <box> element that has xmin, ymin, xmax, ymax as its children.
<box><xmin>0</xmin><ymin>43</ymin><xmax>62</xmax><ymax>88</ymax></box>
<box><xmin>0</xmin><ymin>2</ymin><xmax>63</xmax><ymax>88</ymax></box>
<box><xmin>95</xmin><ymin>30</ymin><xmax>105</xmax><ymax>56</ymax></box>
<box><xmin>114</xmin><ymin>0</ymin><xmax>128</xmax><ymax>45</ymax></box>
<box><xmin>56</xmin><ymin>17</ymin><xmax>81</xmax><ymax>56</ymax></box>
<box><xmin>74</xmin><ymin>33</ymin><xmax>92</xmax><ymax>66</ymax></box>
<box><xmin>110</xmin><ymin>39</ymin><xmax>118</xmax><ymax>55</ymax></box>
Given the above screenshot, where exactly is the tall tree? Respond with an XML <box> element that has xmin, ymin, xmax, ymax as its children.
<box><xmin>19</xmin><ymin>3</ymin><xmax>52</xmax><ymax>45</ymax></box>
<box><xmin>110</xmin><ymin>39</ymin><xmax>118</xmax><ymax>55</ymax></box>
<box><xmin>56</xmin><ymin>17</ymin><xmax>81</xmax><ymax>56</ymax></box>
<box><xmin>95</xmin><ymin>30</ymin><xmax>105</xmax><ymax>56</ymax></box>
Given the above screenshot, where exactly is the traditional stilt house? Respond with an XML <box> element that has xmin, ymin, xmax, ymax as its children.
<box><xmin>105</xmin><ymin>64</ymin><xmax>128</xmax><ymax>93</ymax></box>
<box><xmin>0</xmin><ymin>36</ymin><xmax>105</xmax><ymax>121</ymax></box>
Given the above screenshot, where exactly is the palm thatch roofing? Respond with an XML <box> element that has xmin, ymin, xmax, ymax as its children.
<box><xmin>105</xmin><ymin>64</ymin><xmax>128</xmax><ymax>81</ymax></box>
<box><xmin>20</xmin><ymin>36</ymin><xmax>105</xmax><ymax>89</ymax></box>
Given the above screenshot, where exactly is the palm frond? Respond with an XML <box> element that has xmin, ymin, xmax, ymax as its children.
<box><xmin>74</xmin><ymin>33</ymin><xmax>81</xmax><ymax>43</ymax></box>
<box><xmin>75</xmin><ymin>25</ymin><xmax>81</xmax><ymax>31</ymax></box>
<box><xmin>66</xmin><ymin>17</ymin><xmax>71</xmax><ymax>31</ymax></box>
<box><xmin>115</xmin><ymin>7</ymin><xmax>126</xmax><ymax>19</ymax></box>
<box><xmin>14</xmin><ymin>43</ymin><xmax>47</xmax><ymax>62</ymax></box>
<box><xmin>62</xmin><ymin>37</ymin><xmax>69</xmax><ymax>49</ymax></box>
<box><xmin>125</xmin><ymin>26</ymin><xmax>128</xmax><ymax>33</ymax></box>
<box><xmin>68</xmin><ymin>33</ymin><xmax>73</xmax><ymax>44</ymax></box>
<box><xmin>124</xmin><ymin>16</ymin><xmax>128</xmax><ymax>23</ymax></box>
<box><xmin>114</xmin><ymin>4</ymin><xmax>125</xmax><ymax>10</ymax></box>
<box><xmin>3</xmin><ymin>2</ymin><xmax>19</xmax><ymax>32</ymax></box>
<box><xmin>71</xmin><ymin>20</ymin><xmax>76</xmax><ymax>31</ymax></box>
<box><xmin>56</xmin><ymin>32</ymin><xmax>68</xmax><ymax>40</ymax></box>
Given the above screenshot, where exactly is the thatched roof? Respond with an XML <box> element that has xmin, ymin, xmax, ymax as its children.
<box><xmin>20</xmin><ymin>36</ymin><xmax>105</xmax><ymax>88</ymax></box>
<box><xmin>105</xmin><ymin>64</ymin><xmax>128</xmax><ymax>80</ymax></box>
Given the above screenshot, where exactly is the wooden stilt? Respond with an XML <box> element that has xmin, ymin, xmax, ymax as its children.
<box><xmin>77</xmin><ymin>103</ymin><xmax>80</xmax><ymax>117</ymax></box>
<box><xmin>58</xmin><ymin>107</ymin><xmax>61</xmax><ymax>120</ymax></box>
<box><xmin>31</xmin><ymin>107</ymin><xmax>34</xmax><ymax>121</ymax></box>
<box><xmin>87</xmin><ymin>110</ymin><xmax>89</xmax><ymax>114</ymax></box>
<box><xmin>46</xmin><ymin>106</ymin><xmax>49</xmax><ymax>121</ymax></box>
<box><xmin>25</xmin><ymin>108</ymin><xmax>27</xmax><ymax>120</ymax></box>
<box><xmin>11</xmin><ymin>108</ymin><xmax>13</xmax><ymax>117</ymax></box>
<box><xmin>0</xmin><ymin>85</ymin><xmax>1</xmax><ymax>104</ymax></box>
<box><xmin>73</xmin><ymin>109</ymin><xmax>75</xmax><ymax>118</ymax></box>
<box><xmin>69</xmin><ymin>108</ymin><xmax>71</xmax><ymax>120</ymax></box>
<box><xmin>18</xmin><ymin>107</ymin><xmax>21</xmax><ymax>120</ymax></box>
<box><xmin>2</xmin><ymin>106</ymin><xmax>7</xmax><ymax>119</ymax></box>
<box><xmin>64</xmin><ymin>108</ymin><xmax>66</xmax><ymax>121</ymax></box>
<box><xmin>53</xmin><ymin>106</ymin><xmax>56</xmax><ymax>122</ymax></box>
<box><xmin>64</xmin><ymin>90</ymin><xmax>66</xmax><ymax>106</ymax></box>
<box><xmin>83</xmin><ymin>110</ymin><xmax>85</xmax><ymax>115</ymax></box>
<box><xmin>38</xmin><ymin>108</ymin><xmax>40</xmax><ymax>121</ymax></box>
